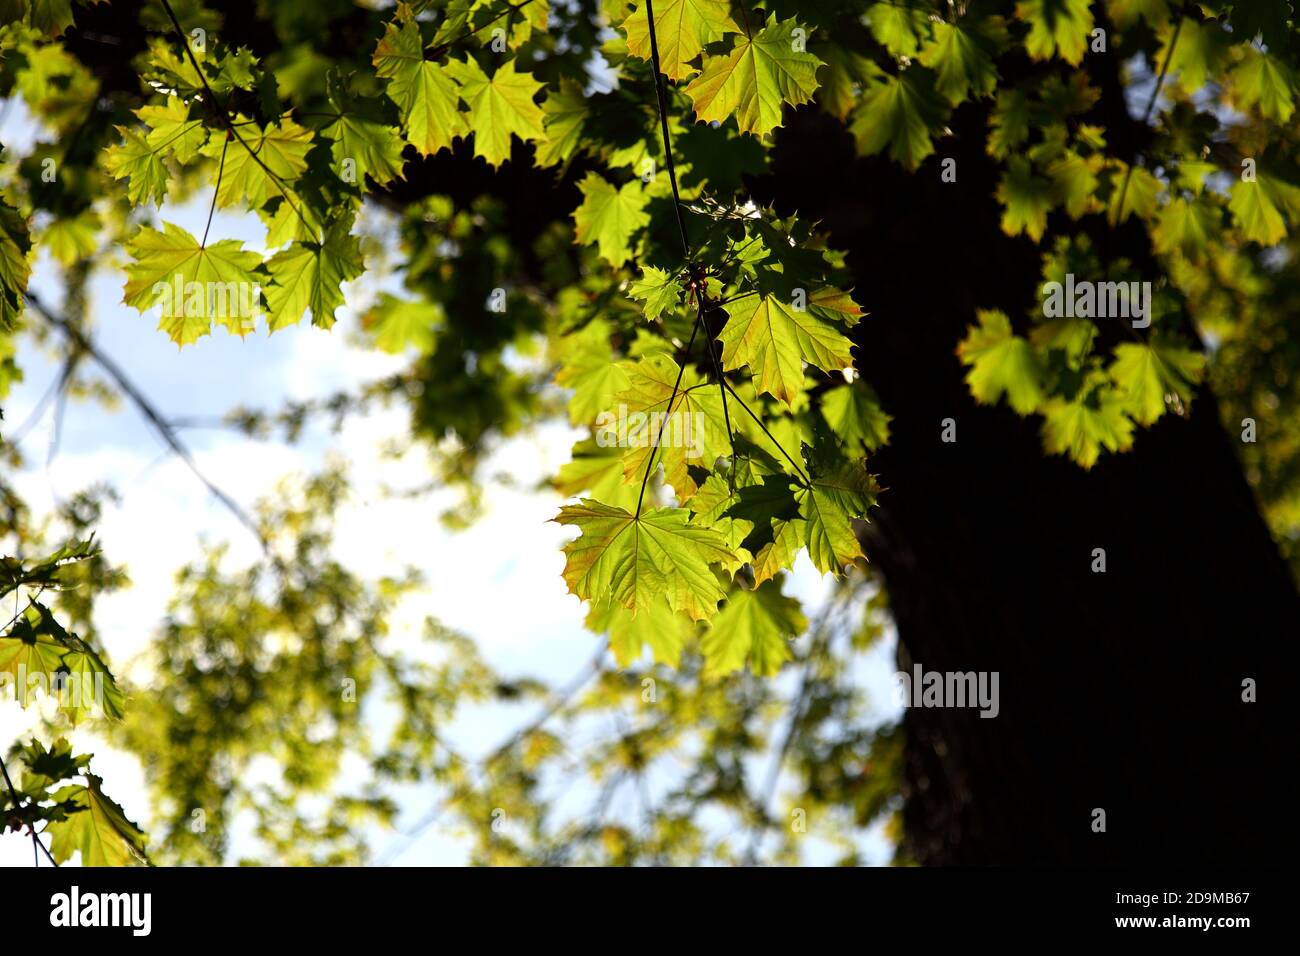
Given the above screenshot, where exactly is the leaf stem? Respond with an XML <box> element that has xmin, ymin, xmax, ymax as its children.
<box><xmin>634</xmin><ymin>319</ymin><xmax>700</xmax><ymax>518</ymax></box>
<box><xmin>642</xmin><ymin>0</ymin><xmax>691</xmax><ymax>259</ymax></box>
<box><xmin>719</xmin><ymin>377</ymin><xmax>811</xmax><ymax>486</ymax></box>
<box><xmin>201</xmin><ymin>134</ymin><xmax>228</xmax><ymax>248</ymax></box>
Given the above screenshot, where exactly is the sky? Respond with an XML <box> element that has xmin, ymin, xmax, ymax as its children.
<box><xmin>0</xmin><ymin>100</ymin><xmax>900</xmax><ymax>867</ymax></box>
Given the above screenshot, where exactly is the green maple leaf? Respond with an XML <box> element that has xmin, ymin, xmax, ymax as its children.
<box><xmin>997</xmin><ymin>156</ymin><xmax>1053</xmax><ymax>240</ymax></box>
<box><xmin>58</xmin><ymin>647</ymin><xmax>127</xmax><ymax>723</ymax></box>
<box><xmin>1152</xmin><ymin>197</ymin><xmax>1218</xmax><ymax>257</ymax></box>
<box><xmin>373</xmin><ymin>18</ymin><xmax>467</xmax><ymax>158</ymax></box>
<box><xmin>122</xmin><ymin>221</ymin><xmax>263</xmax><ymax>345</ymax></box>
<box><xmin>1163</xmin><ymin>18</ymin><xmax>1230</xmax><ymax>94</ymax></box>
<box><xmin>0</xmin><ymin>602</ymin><xmax>124</xmax><ymax>721</ymax></box>
<box><xmin>1108</xmin><ymin>339</ymin><xmax>1205</xmax><ymax>425</ymax></box>
<box><xmin>717</xmin><ymin>290</ymin><xmax>857</xmax><ymax>407</ymax></box>
<box><xmin>201</xmin><ymin>117</ymin><xmax>314</xmax><ymax>209</ymax></box>
<box><xmin>323</xmin><ymin>113</ymin><xmax>407</xmax><ymax>186</ymax></box>
<box><xmin>264</xmin><ymin>219</ymin><xmax>365</xmax><ymax>331</ymax></box>
<box><xmin>47</xmin><ymin>775</ymin><xmax>149</xmax><ymax>867</ymax></box>
<box><xmin>1047</xmin><ymin>151</ymin><xmax>1102</xmax><ymax>219</ymax></box>
<box><xmin>688</xmin><ymin>473</ymin><xmax>756</xmax><ymax>555</ymax></box>
<box><xmin>628</xmin><ymin>266</ymin><xmax>683</xmax><ymax>319</ymax></box>
<box><xmin>1016</xmin><ymin>0</ymin><xmax>1094</xmax><ymax>66</ymax></box>
<box><xmin>987</xmin><ymin>88</ymin><xmax>1031</xmax><ymax>159</ymax></box>
<box><xmin>918</xmin><ymin>17</ymin><xmax>1008</xmax><ymax>105</ymax></box>
<box><xmin>799</xmin><ymin>462</ymin><xmax>877</xmax><ymax>576</ymax></box>
<box><xmin>554</xmin><ymin>318</ymin><xmax>630</xmax><ymax>424</ymax></box>
<box><xmin>614</xmin><ymin>352</ymin><xmax>732</xmax><ymax>500</ymax></box>
<box><xmin>821</xmin><ymin>382</ymin><xmax>892</xmax><ymax>452</ymax></box>
<box><xmin>624</xmin><ymin>0</ymin><xmax>739</xmax><ymax>80</ymax></box>
<box><xmin>535</xmin><ymin>78</ymin><xmax>588</xmax><ymax>168</ymax></box>
<box><xmin>1229</xmin><ymin>174</ymin><xmax>1300</xmax><ymax>245</ymax></box>
<box><xmin>103</xmin><ymin>127</ymin><xmax>169</xmax><ymax>206</ymax></box>
<box><xmin>684</xmin><ymin>15</ymin><xmax>822</xmax><ymax>138</ymax></box>
<box><xmin>957</xmin><ymin>309</ymin><xmax>1046</xmax><ymax>415</ymax></box>
<box><xmin>43</xmin><ymin>210</ymin><xmax>99</xmax><ymax>266</ymax></box>
<box><xmin>0</xmin><ymin>604</ymin><xmax>69</xmax><ymax>708</ymax></box>
<box><xmin>555</xmin><ymin>439</ymin><xmax>641</xmax><ymax>510</ymax></box>
<box><xmin>1106</xmin><ymin>162</ymin><xmax>1161</xmax><ymax>224</ymax></box>
<box><xmin>1231</xmin><ymin>49</ymin><xmax>1295</xmax><ymax>123</ymax></box>
<box><xmin>554</xmin><ymin>500</ymin><xmax>737</xmax><ymax>622</ymax></box>
<box><xmin>866</xmin><ymin>2</ymin><xmax>931</xmax><ymax>58</ymax></box>
<box><xmin>136</xmin><ymin>95</ymin><xmax>208</xmax><ymax>165</ymax></box>
<box><xmin>850</xmin><ymin>69</ymin><xmax>947</xmax><ymax>170</ymax></box>
<box><xmin>572</xmin><ymin>173</ymin><xmax>651</xmax><ymax>266</ymax></box>
<box><xmin>1041</xmin><ymin>375</ymin><xmax>1135</xmax><ymax>468</ymax></box>
<box><xmin>752</xmin><ymin>514</ymin><xmax>805</xmax><ymax>586</ymax></box>
<box><xmin>446</xmin><ymin>57</ymin><xmax>546</xmax><ymax>168</ymax></box>
<box><xmin>587</xmin><ymin>595</ymin><xmax>694</xmax><ymax>667</ymax></box>
<box><xmin>362</xmin><ymin>293</ymin><xmax>441</xmax><ymax>354</ymax></box>
<box><xmin>16</xmin><ymin>738</ymin><xmax>90</xmax><ymax>794</ymax></box>
<box><xmin>701</xmin><ymin>578</ymin><xmax>804</xmax><ymax>677</ymax></box>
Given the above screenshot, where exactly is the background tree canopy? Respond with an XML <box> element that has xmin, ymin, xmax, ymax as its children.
<box><xmin>0</xmin><ymin>0</ymin><xmax>1295</xmax><ymax>866</ymax></box>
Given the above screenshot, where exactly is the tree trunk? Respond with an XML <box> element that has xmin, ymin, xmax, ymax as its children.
<box><xmin>756</xmin><ymin>100</ymin><xmax>1298</xmax><ymax>864</ymax></box>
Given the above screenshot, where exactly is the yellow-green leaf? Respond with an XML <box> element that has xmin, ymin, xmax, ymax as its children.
<box><xmin>554</xmin><ymin>500</ymin><xmax>737</xmax><ymax>622</ymax></box>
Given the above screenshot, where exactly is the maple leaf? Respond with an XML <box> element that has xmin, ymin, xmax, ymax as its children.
<box><xmin>1229</xmin><ymin>173</ymin><xmax>1300</xmax><ymax>246</ymax></box>
<box><xmin>556</xmin><ymin>439</ymin><xmax>642</xmax><ymax>510</ymax></box>
<box><xmin>1016</xmin><ymin>0</ymin><xmax>1093</xmax><ymax>66</ymax></box>
<box><xmin>613</xmin><ymin>352</ymin><xmax>732</xmax><ymax>500</ymax></box>
<box><xmin>554</xmin><ymin>318</ymin><xmax>631</xmax><ymax>425</ymax></box>
<box><xmin>701</xmin><ymin>578</ymin><xmax>804</xmax><ymax>677</ymax></box>
<box><xmin>572</xmin><ymin>173</ymin><xmax>651</xmax><ymax>266</ymax></box>
<box><xmin>850</xmin><ymin>69</ymin><xmax>948</xmax><ymax>170</ymax></box>
<box><xmin>799</xmin><ymin>462</ymin><xmax>877</xmax><ymax>576</ymax></box>
<box><xmin>136</xmin><ymin>95</ymin><xmax>208</xmax><ymax>165</ymax></box>
<box><xmin>628</xmin><ymin>266</ymin><xmax>683</xmax><ymax>320</ymax></box>
<box><xmin>554</xmin><ymin>500</ymin><xmax>737</xmax><ymax>622</ymax></box>
<box><xmin>0</xmin><ymin>604</ymin><xmax>69</xmax><ymax>708</ymax></box>
<box><xmin>820</xmin><ymin>383</ymin><xmax>892</xmax><ymax>452</ymax></box>
<box><xmin>623</xmin><ymin>0</ymin><xmax>739</xmax><ymax>81</ymax></box>
<box><xmin>1230</xmin><ymin>48</ymin><xmax>1295</xmax><ymax>123</ymax></box>
<box><xmin>1040</xmin><ymin>375</ymin><xmax>1136</xmax><ymax>468</ymax></box>
<box><xmin>587</xmin><ymin>595</ymin><xmax>694</xmax><ymax>667</ymax></box>
<box><xmin>322</xmin><ymin>113</ymin><xmax>407</xmax><ymax>186</ymax></box>
<box><xmin>372</xmin><ymin>18</ymin><xmax>467</xmax><ymax>158</ymax></box>
<box><xmin>956</xmin><ymin>309</ymin><xmax>1046</xmax><ymax>415</ymax></box>
<box><xmin>200</xmin><ymin>116</ymin><xmax>314</xmax><ymax>209</ymax></box>
<box><xmin>103</xmin><ymin>127</ymin><xmax>169</xmax><ymax>206</ymax></box>
<box><xmin>997</xmin><ymin>156</ymin><xmax>1053</xmax><ymax>240</ymax></box>
<box><xmin>717</xmin><ymin>289</ymin><xmax>858</xmax><ymax>407</ymax></box>
<box><xmin>122</xmin><ymin>221</ymin><xmax>263</xmax><ymax>345</ymax></box>
<box><xmin>684</xmin><ymin>15</ymin><xmax>822</xmax><ymax>138</ymax></box>
<box><xmin>264</xmin><ymin>219</ymin><xmax>365</xmax><ymax>331</ymax></box>
<box><xmin>446</xmin><ymin>56</ymin><xmax>546</xmax><ymax>168</ymax></box>
<box><xmin>866</xmin><ymin>2</ymin><xmax>930</xmax><ymax>58</ymax></box>
<box><xmin>47</xmin><ymin>775</ymin><xmax>149</xmax><ymax>867</ymax></box>
<box><xmin>535</xmin><ymin>78</ymin><xmax>588</xmax><ymax>168</ymax></box>
<box><xmin>363</xmin><ymin>293</ymin><xmax>442</xmax><ymax>354</ymax></box>
<box><xmin>1108</xmin><ymin>339</ymin><xmax>1205</xmax><ymax>425</ymax></box>
<box><xmin>917</xmin><ymin>17</ymin><xmax>1008</xmax><ymax>105</ymax></box>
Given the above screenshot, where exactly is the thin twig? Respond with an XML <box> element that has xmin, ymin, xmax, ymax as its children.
<box><xmin>1111</xmin><ymin>16</ymin><xmax>1182</xmax><ymax>228</ymax></box>
<box><xmin>642</xmin><ymin>0</ymin><xmax>692</xmax><ymax>258</ymax></box>
<box><xmin>634</xmin><ymin>319</ymin><xmax>700</xmax><ymax>518</ymax></box>
<box><xmin>718</xmin><ymin>377</ymin><xmax>810</xmax><ymax>486</ymax></box>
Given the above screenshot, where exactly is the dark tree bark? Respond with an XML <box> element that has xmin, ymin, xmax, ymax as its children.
<box><xmin>755</xmin><ymin>97</ymin><xmax>1298</xmax><ymax>864</ymax></box>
